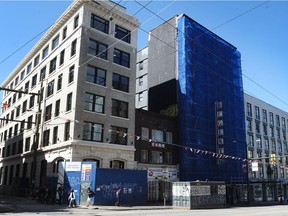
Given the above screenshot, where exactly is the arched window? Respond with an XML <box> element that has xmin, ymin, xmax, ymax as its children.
<box><xmin>40</xmin><ymin>160</ymin><xmax>47</xmax><ymax>186</ymax></box>
<box><xmin>53</xmin><ymin>158</ymin><xmax>64</xmax><ymax>173</ymax></box>
<box><xmin>110</xmin><ymin>160</ymin><xmax>124</xmax><ymax>169</ymax></box>
<box><xmin>83</xmin><ymin>158</ymin><xmax>100</xmax><ymax>168</ymax></box>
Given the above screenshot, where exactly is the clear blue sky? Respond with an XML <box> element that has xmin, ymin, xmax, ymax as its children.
<box><xmin>0</xmin><ymin>0</ymin><xmax>287</xmax><ymax>112</ymax></box>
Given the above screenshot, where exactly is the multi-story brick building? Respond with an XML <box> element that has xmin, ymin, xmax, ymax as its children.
<box><xmin>0</xmin><ymin>0</ymin><xmax>139</xmax><ymax>194</ymax></box>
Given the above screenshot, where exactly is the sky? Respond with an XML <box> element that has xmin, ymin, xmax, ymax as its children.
<box><xmin>0</xmin><ymin>0</ymin><xmax>288</xmax><ymax>112</ymax></box>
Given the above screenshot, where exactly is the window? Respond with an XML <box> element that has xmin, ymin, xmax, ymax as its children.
<box><xmin>40</xmin><ymin>66</ymin><xmax>46</xmax><ymax>81</ymax></box>
<box><xmin>115</xmin><ymin>25</ymin><xmax>131</xmax><ymax>43</ymax></box>
<box><xmin>88</xmin><ymin>39</ymin><xmax>107</xmax><ymax>60</ymax></box>
<box><xmin>246</xmin><ymin>119</ymin><xmax>252</xmax><ymax>131</ymax></box>
<box><xmin>20</xmin><ymin>70</ymin><xmax>25</xmax><ymax>80</ymax></box>
<box><xmin>112</xmin><ymin>73</ymin><xmax>129</xmax><ymax>92</ymax></box>
<box><xmin>276</xmin><ymin>129</ymin><xmax>280</xmax><ymax>139</ymax></box>
<box><xmin>45</xmin><ymin>104</ymin><xmax>52</xmax><ymax>121</ymax></box>
<box><xmin>276</xmin><ymin>115</ymin><xmax>280</xmax><ymax>127</ymax></box>
<box><xmin>139</xmin><ymin>76</ymin><xmax>144</xmax><ymax>86</ymax></box>
<box><xmin>248</xmin><ymin>135</ymin><xmax>254</xmax><ymax>146</ymax></box>
<box><xmin>31</xmin><ymin>74</ymin><xmax>37</xmax><ymax>88</ymax></box>
<box><xmin>113</xmin><ymin>49</ymin><xmax>130</xmax><ymax>68</ymax></box>
<box><xmin>110</xmin><ymin>160</ymin><xmax>124</xmax><ymax>169</ymax></box>
<box><xmin>24</xmin><ymin>81</ymin><xmax>29</xmax><ymax>93</ymax></box>
<box><xmin>66</xmin><ymin>92</ymin><xmax>72</xmax><ymax>111</ymax></box>
<box><xmin>42</xmin><ymin>46</ymin><xmax>49</xmax><ymax>59</ymax></box>
<box><xmin>270</xmin><ymin>126</ymin><xmax>274</xmax><ymax>137</ymax></box>
<box><xmin>283</xmin><ymin>131</ymin><xmax>286</xmax><ymax>140</ymax></box>
<box><xmin>71</xmin><ymin>39</ymin><xmax>77</xmax><ymax>56</ymax></box>
<box><xmin>84</xmin><ymin>92</ymin><xmax>104</xmax><ymax>113</ymax></box>
<box><xmin>29</xmin><ymin>95</ymin><xmax>35</xmax><ymax>108</ymax></box>
<box><xmin>263</xmin><ymin>109</ymin><xmax>267</xmax><ymax>122</ymax></box>
<box><xmin>14</xmin><ymin>124</ymin><xmax>18</xmax><ymax>136</ymax></box>
<box><xmin>271</xmin><ymin>140</ymin><xmax>276</xmax><ymax>151</ymax></box>
<box><xmin>55</xmin><ymin>99</ymin><xmax>60</xmax><ymax>117</ymax></box>
<box><xmin>255</xmin><ymin>106</ymin><xmax>260</xmax><ymax>120</ymax></box>
<box><xmin>12</xmin><ymin>94</ymin><xmax>16</xmax><ymax>104</ymax></box>
<box><xmin>83</xmin><ymin>122</ymin><xmax>103</xmax><ymax>142</ymax></box>
<box><xmin>278</xmin><ymin>141</ymin><xmax>282</xmax><ymax>152</ymax></box>
<box><xmin>16</xmin><ymin>105</ymin><xmax>21</xmax><ymax>118</ymax></box>
<box><xmin>86</xmin><ymin>65</ymin><xmax>106</xmax><ymax>86</ymax></box>
<box><xmin>18</xmin><ymin>88</ymin><xmax>22</xmax><ymax>99</ymax></box>
<box><xmin>52</xmin><ymin>35</ymin><xmax>59</xmax><ymax>50</ymax></box>
<box><xmin>141</xmin><ymin>150</ymin><xmax>148</xmax><ymax>163</ymax></box>
<box><xmin>255</xmin><ymin>122</ymin><xmax>260</xmax><ymax>134</ymax></box>
<box><xmin>247</xmin><ymin>150</ymin><xmax>253</xmax><ymax>159</ymax></box>
<box><xmin>53</xmin><ymin>126</ymin><xmax>58</xmax><ymax>144</ymax></box>
<box><xmin>62</xmin><ymin>26</ymin><xmax>67</xmax><ymax>40</ymax></box>
<box><xmin>74</xmin><ymin>15</ymin><xmax>79</xmax><ymax>29</ymax></box>
<box><xmin>68</xmin><ymin>65</ymin><xmax>74</xmax><ymax>83</ymax></box>
<box><xmin>64</xmin><ymin>121</ymin><xmax>70</xmax><ymax>141</ymax></box>
<box><xmin>57</xmin><ymin>74</ymin><xmax>62</xmax><ymax>91</ymax></box>
<box><xmin>151</xmin><ymin>151</ymin><xmax>163</xmax><ymax>164</ymax></box>
<box><xmin>111</xmin><ymin>99</ymin><xmax>128</xmax><ymax>118</ymax></box>
<box><xmin>152</xmin><ymin>129</ymin><xmax>163</xmax><ymax>142</ymax></box>
<box><xmin>166</xmin><ymin>132</ymin><xmax>172</xmax><ymax>144</ymax></box>
<box><xmin>282</xmin><ymin>117</ymin><xmax>286</xmax><ymax>129</ymax></box>
<box><xmin>270</xmin><ymin>112</ymin><xmax>274</xmax><ymax>125</ymax></box>
<box><xmin>265</xmin><ymin>139</ymin><xmax>269</xmax><ymax>149</ymax></box>
<box><xmin>8</xmin><ymin>127</ymin><xmax>12</xmax><ymax>139</ymax></box>
<box><xmin>247</xmin><ymin>103</ymin><xmax>252</xmax><ymax>117</ymax></box>
<box><xmin>47</xmin><ymin>80</ymin><xmax>55</xmax><ymax>97</ymax></box>
<box><xmin>27</xmin><ymin>63</ymin><xmax>32</xmax><ymax>74</ymax></box>
<box><xmin>263</xmin><ymin>124</ymin><xmax>268</xmax><ymax>135</ymax></box>
<box><xmin>27</xmin><ymin>115</ymin><xmax>33</xmax><ymax>129</ymax></box>
<box><xmin>110</xmin><ymin>126</ymin><xmax>127</xmax><ymax>145</ymax></box>
<box><xmin>43</xmin><ymin>129</ymin><xmax>50</xmax><ymax>147</ymax></box>
<box><xmin>22</xmin><ymin>100</ymin><xmax>27</xmax><ymax>113</ymax></box>
<box><xmin>49</xmin><ymin>57</ymin><xmax>57</xmax><ymax>74</ymax></box>
<box><xmin>20</xmin><ymin>120</ymin><xmax>25</xmax><ymax>133</ymax></box>
<box><xmin>59</xmin><ymin>49</ymin><xmax>65</xmax><ymax>66</ymax></box>
<box><xmin>34</xmin><ymin>55</ymin><xmax>40</xmax><ymax>67</ymax></box>
<box><xmin>90</xmin><ymin>14</ymin><xmax>109</xmax><ymax>34</ymax></box>
<box><xmin>138</xmin><ymin>92</ymin><xmax>143</xmax><ymax>102</ymax></box>
<box><xmin>257</xmin><ymin>139</ymin><xmax>262</xmax><ymax>148</ymax></box>
<box><xmin>139</xmin><ymin>61</ymin><xmax>144</xmax><ymax>70</ymax></box>
<box><xmin>15</xmin><ymin>77</ymin><xmax>19</xmax><ymax>86</ymax></box>
<box><xmin>166</xmin><ymin>152</ymin><xmax>172</xmax><ymax>164</ymax></box>
<box><xmin>18</xmin><ymin>140</ymin><xmax>23</xmax><ymax>154</ymax></box>
<box><xmin>141</xmin><ymin>127</ymin><xmax>149</xmax><ymax>140</ymax></box>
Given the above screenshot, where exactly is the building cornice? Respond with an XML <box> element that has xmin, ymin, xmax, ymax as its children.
<box><xmin>3</xmin><ymin>0</ymin><xmax>139</xmax><ymax>87</ymax></box>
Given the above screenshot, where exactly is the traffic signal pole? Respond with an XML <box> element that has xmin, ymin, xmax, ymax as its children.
<box><xmin>0</xmin><ymin>86</ymin><xmax>42</xmax><ymax>190</ymax></box>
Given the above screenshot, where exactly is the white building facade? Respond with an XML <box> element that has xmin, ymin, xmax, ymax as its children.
<box><xmin>0</xmin><ymin>0</ymin><xmax>139</xmax><ymax>193</ymax></box>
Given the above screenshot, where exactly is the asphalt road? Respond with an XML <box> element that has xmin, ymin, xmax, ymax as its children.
<box><xmin>1</xmin><ymin>195</ymin><xmax>288</xmax><ymax>216</ymax></box>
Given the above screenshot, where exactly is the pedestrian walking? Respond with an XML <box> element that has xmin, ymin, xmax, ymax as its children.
<box><xmin>86</xmin><ymin>187</ymin><xmax>95</xmax><ymax>207</ymax></box>
<box><xmin>57</xmin><ymin>186</ymin><xmax>63</xmax><ymax>205</ymax></box>
<box><xmin>115</xmin><ymin>188</ymin><xmax>122</xmax><ymax>206</ymax></box>
<box><xmin>68</xmin><ymin>189</ymin><xmax>76</xmax><ymax>208</ymax></box>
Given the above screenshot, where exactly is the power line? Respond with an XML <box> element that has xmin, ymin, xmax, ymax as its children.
<box><xmin>136</xmin><ymin>0</ymin><xmax>288</xmax><ymax>111</ymax></box>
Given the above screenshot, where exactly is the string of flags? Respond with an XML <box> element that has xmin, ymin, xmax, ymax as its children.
<box><xmin>2</xmin><ymin>111</ymin><xmax>288</xmax><ymax>168</ymax></box>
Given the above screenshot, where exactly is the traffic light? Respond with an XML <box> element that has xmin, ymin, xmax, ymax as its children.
<box><xmin>271</xmin><ymin>154</ymin><xmax>276</xmax><ymax>164</ymax></box>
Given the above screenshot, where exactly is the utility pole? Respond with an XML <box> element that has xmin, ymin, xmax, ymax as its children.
<box><xmin>0</xmin><ymin>86</ymin><xmax>42</xmax><ymax>190</ymax></box>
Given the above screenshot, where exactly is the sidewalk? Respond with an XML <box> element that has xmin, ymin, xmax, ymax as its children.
<box><xmin>0</xmin><ymin>195</ymin><xmax>172</xmax><ymax>213</ymax></box>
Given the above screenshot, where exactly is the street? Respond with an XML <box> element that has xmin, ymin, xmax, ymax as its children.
<box><xmin>2</xmin><ymin>203</ymin><xmax>288</xmax><ymax>216</ymax></box>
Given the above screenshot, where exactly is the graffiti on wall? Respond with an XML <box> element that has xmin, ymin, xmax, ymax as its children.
<box><xmin>97</xmin><ymin>183</ymin><xmax>142</xmax><ymax>199</ymax></box>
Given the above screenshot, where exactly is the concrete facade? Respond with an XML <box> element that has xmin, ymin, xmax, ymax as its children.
<box><xmin>244</xmin><ymin>93</ymin><xmax>288</xmax><ymax>202</ymax></box>
<box><xmin>0</xmin><ymin>0</ymin><xmax>139</xmax><ymax>193</ymax></box>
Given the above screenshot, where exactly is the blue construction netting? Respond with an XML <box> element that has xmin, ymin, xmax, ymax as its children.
<box><xmin>177</xmin><ymin>15</ymin><xmax>246</xmax><ymax>184</ymax></box>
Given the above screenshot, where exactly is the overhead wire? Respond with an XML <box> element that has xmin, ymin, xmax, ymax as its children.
<box><xmin>135</xmin><ymin>0</ymin><xmax>288</xmax><ymax>111</ymax></box>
